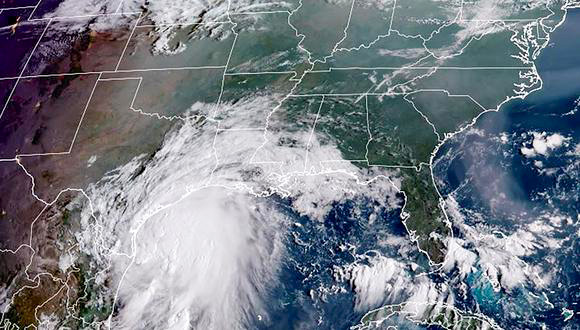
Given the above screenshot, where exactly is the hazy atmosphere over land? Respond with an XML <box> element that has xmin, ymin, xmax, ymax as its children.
<box><xmin>0</xmin><ymin>0</ymin><xmax>579</xmax><ymax>329</ymax></box>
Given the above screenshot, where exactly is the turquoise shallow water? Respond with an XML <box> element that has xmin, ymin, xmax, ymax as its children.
<box><xmin>1</xmin><ymin>2</ymin><xmax>578</xmax><ymax>329</ymax></box>
<box><xmin>257</xmin><ymin>9</ymin><xmax>580</xmax><ymax>330</ymax></box>
<box><xmin>434</xmin><ymin>9</ymin><xmax>580</xmax><ymax>329</ymax></box>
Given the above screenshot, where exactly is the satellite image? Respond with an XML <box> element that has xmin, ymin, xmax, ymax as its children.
<box><xmin>0</xmin><ymin>0</ymin><xmax>578</xmax><ymax>329</ymax></box>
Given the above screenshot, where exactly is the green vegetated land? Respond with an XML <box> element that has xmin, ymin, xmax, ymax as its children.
<box><xmin>113</xmin><ymin>0</ymin><xmax>553</xmax><ymax>264</ymax></box>
<box><xmin>276</xmin><ymin>0</ymin><xmax>562</xmax><ymax>266</ymax></box>
<box><xmin>358</xmin><ymin>302</ymin><xmax>499</xmax><ymax>329</ymax></box>
<box><xmin>90</xmin><ymin>0</ymin><xmax>571</xmax><ymax>268</ymax></box>
<box><xmin>3</xmin><ymin>0</ymin><xmax>570</xmax><ymax>328</ymax></box>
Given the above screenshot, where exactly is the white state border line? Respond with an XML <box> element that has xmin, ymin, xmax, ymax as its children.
<box><xmin>0</xmin><ymin>66</ymin><xmax>228</xmax><ymax>82</ymax></box>
<box><xmin>459</xmin><ymin>18</ymin><xmax>540</xmax><ymax>22</ymax></box>
<box><xmin>135</xmin><ymin>13</ymin><xmax>290</xmax><ymax>28</ymax></box>
<box><xmin>103</xmin><ymin>75</ymin><xmax>208</xmax><ymax>122</ymax></box>
<box><xmin>0</xmin><ymin>5</ymin><xmax>571</xmax><ymax>328</ymax></box>
<box><xmin>284</xmin><ymin>92</ymin><xmax>426</xmax><ymax>97</ymax></box>
<box><xmin>10</xmin><ymin>0</ymin><xmax>544</xmax><ymax>24</ymax></box>
<box><xmin>1</xmin><ymin>73</ymin><xmax>102</xmax><ymax>159</ymax></box>
<box><xmin>223</xmin><ymin>70</ymin><xmax>298</xmax><ymax>76</ymax></box>
<box><xmin>0</xmin><ymin>66</ymin><xmax>532</xmax><ymax>82</ymax></box>
<box><xmin>136</xmin><ymin>21</ymin><xmax>232</xmax><ymax>28</ymax></box>
<box><xmin>114</xmin><ymin>0</ymin><xmax>124</xmax><ymax>14</ymax></box>
<box><xmin>232</xmin><ymin>10</ymin><xmax>290</xmax><ymax>15</ymax></box>
<box><xmin>0</xmin><ymin>2</ymin><xmax>572</xmax><ymax>329</ymax></box>
<box><xmin>0</xmin><ymin>5</ymin><xmax>36</xmax><ymax>11</ymax></box>
<box><xmin>309</xmin><ymin>66</ymin><xmax>534</xmax><ymax>72</ymax></box>
<box><xmin>3</xmin><ymin>0</ymin><xmax>568</xmax><ymax>251</ymax></box>
<box><xmin>25</xmin><ymin>0</ymin><xmax>41</xmax><ymax>20</ymax></box>
<box><xmin>114</xmin><ymin>12</ymin><xmax>142</xmax><ymax>71</ymax></box>
<box><xmin>27</xmin><ymin>0</ymin><xmax>140</xmax><ymax>22</ymax></box>
<box><xmin>0</xmin><ymin>18</ymin><xmax>52</xmax><ymax>120</ymax></box>
<box><xmin>245</xmin><ymin>88</ymin><xmax>481</xmax><ymax>170</ymax></box>
<box><xmin>19</xmin><ymin>8</ymin><xmax>292</xmax><ymax>25</ymax></box>
<box><xmin>302</xmin><ymin>96</ymin><xmax>324</xmax><ymax>172</ymax></box>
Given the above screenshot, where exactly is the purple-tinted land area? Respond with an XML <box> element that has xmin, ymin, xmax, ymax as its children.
<box><xmin>0</xmin><ymin>0</ymin><xmax>38</xmax><ymax>9</ymax></box>
<box><xmin>0</xmin><ymin>20</ymin><xmax>48</xmax><ymax>78</ymax></box>
<box><xmin>23</xmin><ymin>17</ymin><xmax>136</xmax><ymax>76</ymax></box>
<box><xmin>0</xmin><ymin>7</ymin><xmax>33</xmax><ymax>27</ymax></box>
<box><xmin>29</xmin><ymin>0</ymin><xmax>124</xmax><ymax>18</ymax></box>
<box><xmin>28</xmin><ymin>0</ymin><xmax>61</xmax><ymax>19</ymax></box>
<box><xmin>0</xmin><ymin>73</ymin><xmax>100</xmax><ymax>158</ymax></box>
<box><xmin>0</xmin><ymin>79</ymin><xmax>16</xmax><ymax>106</ymax></box>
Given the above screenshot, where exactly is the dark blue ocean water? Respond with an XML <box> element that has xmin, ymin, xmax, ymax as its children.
<box><xmin>261</xmin><ymin>195</ymin><xmax>412</xmax><ymax>330</ymax></box>
<box><xmin>434</xmin><ymin>9</ymin><xmax>580</xmax><ymax>330</ymax></box>
<box><xmin>264</xmin><ymin>10</ymin><xmax>580</xmax><ymax>330</ymax></box>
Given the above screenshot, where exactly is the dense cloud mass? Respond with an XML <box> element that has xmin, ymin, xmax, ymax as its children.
<box><xmin>77</xmin><ymin>97</ymin><xmax>402</xmax><ymax>328</ymax></box>
<box><xmin>0</xmin><ymin>0</ymin><xmax>576</xmax><ymax>329</ymax></box>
